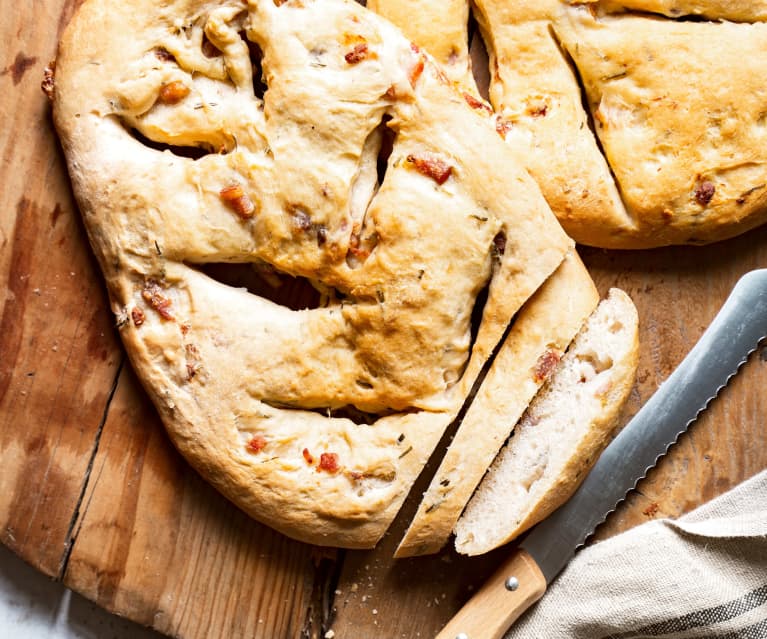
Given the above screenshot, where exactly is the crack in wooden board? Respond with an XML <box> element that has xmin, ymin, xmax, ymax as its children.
<box><xmin>60</xmin><ymin>366</ymin><xmax>322</xmax><ymax>638</ymax></box>
<box><xmin>57</xmin><ymin>359</ymin><xmax>125</xmax><ymax>580</ymax></box>
<box><xmin>300</xmin><ymin>548</ymin><xmax>345</xmax><ymax>639</ymax></box>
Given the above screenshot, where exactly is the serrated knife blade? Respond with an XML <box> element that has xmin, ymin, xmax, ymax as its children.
<box><xmin>437</xmin><ymin>269</ymin><xmax>767</xmax><ymax>639</ymax></box>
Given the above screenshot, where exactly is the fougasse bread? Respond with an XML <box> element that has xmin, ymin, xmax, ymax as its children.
<box><xmin>371</xmin><ymin>0</ymin><xmax>767</xmax><ymax>248</ymax></box>
<box><xmin>49</xmin><ymin>0</ymin><xmax>573</xmax><ymax>548</ymax></box>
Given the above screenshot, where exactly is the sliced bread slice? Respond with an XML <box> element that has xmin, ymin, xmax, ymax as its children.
<box><xmin>454</xmin><ymin>288</ymin><xmax>639</xmax><ymax>556</ymax></box>
<box><xmin>394</xmin><ymin>249</ymin><xmax>599</xmax><ymax>557</ymax></box>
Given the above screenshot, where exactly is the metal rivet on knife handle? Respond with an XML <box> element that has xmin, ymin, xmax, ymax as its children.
<box><xmin>435</xmin><ymin>549</ymin><xmax>547</xmax><ymax>639</ymax></box>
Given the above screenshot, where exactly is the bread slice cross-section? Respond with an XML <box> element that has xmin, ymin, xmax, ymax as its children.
<box><xmin>454</xmin><ymin>289</ymin><xmax>639</xmax><ymax>556</ymax></box>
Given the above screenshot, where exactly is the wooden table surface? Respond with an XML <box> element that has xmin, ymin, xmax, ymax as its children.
<box><xmin>2</xmin><ymin>2</ymin><xmax>766</xmax><ymax>638</ymax></box>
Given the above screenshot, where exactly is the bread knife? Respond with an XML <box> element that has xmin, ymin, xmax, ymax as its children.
<box><xmin>436</xmin><ymin>268</ymin><xmax>767</xmax><ymax>639</ymax></box>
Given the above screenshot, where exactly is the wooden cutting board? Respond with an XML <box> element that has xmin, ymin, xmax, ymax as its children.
<box><xmin>2</xmin><ymin>2</ymin><xmax>766</xmax><ymax>638</ymax></box>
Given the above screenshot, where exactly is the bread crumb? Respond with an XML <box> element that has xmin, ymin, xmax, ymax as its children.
<box><xmin>372</xmin><ymin>609</ymin><xmax>378</xmax><ymax>615</ymax></box>
<box><xmin>351</xmin><ymin>583</ymin><xmax>358</xmax><ymax>592</ymax></box>
<box><xmin>325</xmin><ymin>631</ymin><xmax>335</xmax><ymax>639</ymax></box>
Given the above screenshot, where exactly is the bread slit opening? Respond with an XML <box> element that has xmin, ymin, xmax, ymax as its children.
<box><xmin>376</xmin><ymin>115</ymin><xmax>395</xmax><ymax>186</ymax></box>
<box><xmin>126</xmin><ymin>125</ymin><xmax>213</xmax><ymax>160</ymax></box>
<box><xmin>241</xmin><ymin>31</ymin><xmax>268</xmax><ymax>100</ymax></box>
<box><xmin>468</xmin><ymin>29</ymin><xmax>491</xmax><ymax>102</ymax></box>
<box><xmin>346</xmin><ymin>116</ymin><xmax>391</xmax><ymax>268</ymax></box>
<box><xmin>469</xmin><ymin>272</ymin><xmax>490</xmax><ymax>352</ymax></box>
<box><xmin>546</xmin><ymin>22</ymin><xmax>633</xmax><ymax>224</ymax></box>
<box><xmin>191</xmin><ymin>262</ymin><xmax>323</xmax><ymax>310</ymax></box>
<box><xmin>260</xmin><ymin>400</ymin><xmax>399</xmax><ymax>425</ymax></box>
<box><xmin>201</xmin><ymin>31</ymin><xmax>223</xmax><ymax>59</ymax></box>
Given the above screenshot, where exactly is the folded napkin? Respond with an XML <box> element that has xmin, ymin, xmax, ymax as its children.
<box><xmin>506</xmin><ymin>470</ymin><xmax>767</xmax><ymax>639</ymax></box>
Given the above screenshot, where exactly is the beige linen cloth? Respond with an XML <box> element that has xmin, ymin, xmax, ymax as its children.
<box><xmin>505</xmin><ymin>470</ymin><xmax>767</xmax><ymax>639</ymax></box>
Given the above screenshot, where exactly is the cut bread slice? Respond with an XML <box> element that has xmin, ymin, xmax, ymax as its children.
<box><xmin>454</xmin><ymin>288</ymin><xmax>639</xmax><ymax>556</ymax></box>
<box><xmin>394</xmin><ymin>249</ymin><xmax>599</xmax><ymax>557</ymax></box>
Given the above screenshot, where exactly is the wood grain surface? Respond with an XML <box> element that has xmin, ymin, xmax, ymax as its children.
<box><xmin>2</xmin><ymin>2</ymin><xmax>766</xmax><ymax>639</ymax></box>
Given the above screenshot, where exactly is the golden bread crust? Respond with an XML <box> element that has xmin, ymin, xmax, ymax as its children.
<box><xmin>558</xmin><ymin>8</ymin><xmax>767</xmax><ymax>247</ymax></box>
<box><xmin>367</xmin><ymin>0</ymin><xmax>476</xmax><ymax>90</ymax></box>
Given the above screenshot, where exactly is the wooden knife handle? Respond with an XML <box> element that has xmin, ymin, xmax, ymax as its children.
<box><xmin>436</xmin><ymin>549</ymin><xmax>547</xmax><ymax>639</ymax></box>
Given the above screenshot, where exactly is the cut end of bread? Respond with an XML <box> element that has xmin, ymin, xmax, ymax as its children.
<box><xmin>453</xmin><ymin>288</ymin><xmax>639</xmax><ymax>556</ymax></box>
